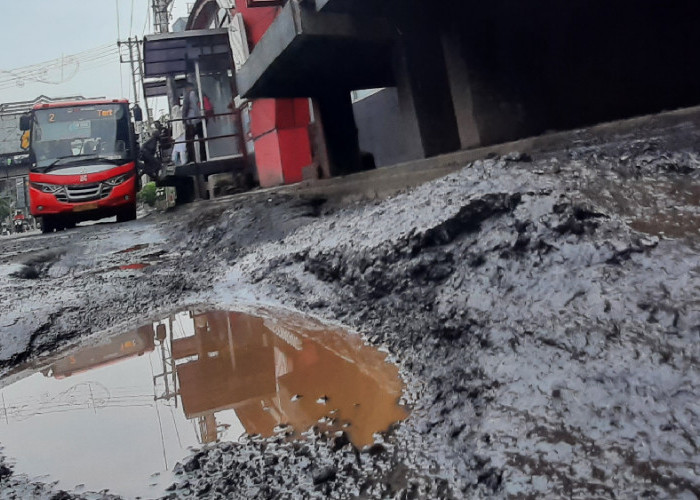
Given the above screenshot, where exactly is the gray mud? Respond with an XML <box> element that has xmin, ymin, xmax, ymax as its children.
<box><xmin>0</xmin><ymin>111</ymin><xmax>699</xmax><ymax>499</ymax></box>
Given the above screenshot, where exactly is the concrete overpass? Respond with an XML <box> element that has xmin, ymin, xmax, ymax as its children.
<box><xmin>0</xmin><ymin>163</ymin><xmax>29</xmax><ymax>179</ymax></box>
<box><xmin>236</xmin><ymin>0</ymin><xmax>700</xmax><ymax>175</ymax></box>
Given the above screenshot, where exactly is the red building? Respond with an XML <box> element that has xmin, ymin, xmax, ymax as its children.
<box><xmin>187</xmin><ymin>1</ymin><xmax>315</xmax><ymax>188</ymax></box>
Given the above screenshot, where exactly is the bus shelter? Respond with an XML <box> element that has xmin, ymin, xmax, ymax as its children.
<box><xmin>143</xmin><ymin>28</ymin><xmax>247</xmax><ymax>182</ymax></box>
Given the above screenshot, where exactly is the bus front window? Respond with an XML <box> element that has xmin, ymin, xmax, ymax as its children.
<box><xmin>31</xmin><ymin>104</ymin><xmax>130</xmax><ymax>170</ymax></box>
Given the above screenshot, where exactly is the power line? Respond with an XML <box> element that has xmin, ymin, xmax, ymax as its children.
<box><xmin>0</xmin><ymin>44</ymin><xmax>115</xmax><ymax>76</ymax></box>
<box><xmin>0</xmin><ymin>45</ymin><xmax>120</xmax><ymax>90</ymax></box>
<box><xmin>142</xmin><ymin>1</ymin><xmax>151</xmax><ymax>36</ymax></box>
<box><xmin>129</xmin><ymin>0</ymin><xmax>136</xmax><ymax>37</ymax></box>
<box><xmin>116</xmin><ymin>0</ymin><xmax>124</xmax><ymax>97</ymax></box>
<box><xmin>0</xmin><ymin>47</ymin><xmax>120</xmax><ymax>90</ymax></box>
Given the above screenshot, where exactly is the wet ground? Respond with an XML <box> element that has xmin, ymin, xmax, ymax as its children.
<box><xmin>0</xmin><ymin>107</ymin><xmax>699</xmax><ymax>498</ymax></box>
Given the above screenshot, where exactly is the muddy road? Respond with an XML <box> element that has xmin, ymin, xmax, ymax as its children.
<box><xmin>0</xmin><ymin>108</ymin><xmax>699</xmax><ymax>499</ymax></box>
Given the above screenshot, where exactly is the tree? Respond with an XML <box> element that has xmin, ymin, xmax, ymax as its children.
<box><xmin>0</xmin><ymin>197</ymin><xmax>11</xmax><ymax>221</ymax></box>
<box><xmin>137</xmin><ymin>182</ymin><xmax>157</xmax><ymax>207</ymax></box>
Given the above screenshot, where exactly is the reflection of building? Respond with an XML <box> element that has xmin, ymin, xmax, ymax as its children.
<box><xmin>169</xmin><ymin>311</ymin><xmax>277</xmax><ymax>442</ymax></box>
<box><xmin>40</xmin><ymin>308</ymin><xmax>406</xmax><ymax>448</ymax></box>
<box><xmin>162</xmin><ymin>310</ymin><xmax>406</xmax><ymax>447</ymax></box>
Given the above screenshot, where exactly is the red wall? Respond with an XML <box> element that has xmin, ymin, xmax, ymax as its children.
<box><xmin>251</xmin><ymin>98</ymin><xmax>311</xmax><ymax>137</ymax></box>
<box><xmin>233</xmin><ymin>4</ymin><xmax>314</xmax><ymax>188</ymax></box>
<box><xmin>233</xmin><ymin>4</ymin><xmax>282</xmax><ymax>46</ymax></box>
<box><xmin>254</xmin><ymin>128</ymin><xmax>312</xmax><ymax>186</ymax></box>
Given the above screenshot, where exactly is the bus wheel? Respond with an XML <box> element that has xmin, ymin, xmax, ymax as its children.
<box><xmin>41</xmin><ymin>216</ymin><xmax>55</xmax><ymax>234</ymax></box>
<box><xmin>117</xmin><ymin>204</ymin><xmax>137</xmax><ymax>223</ymax></box>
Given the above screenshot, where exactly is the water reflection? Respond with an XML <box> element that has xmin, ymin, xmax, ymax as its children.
<box><xmin>166</xmin><ymin>311</ymin><xmax>406</xmax><ymax>446</ymax></box>
<box><xmin>0</xmin><ymin>309</ymin><xmax>406</xmax><ymax>497</ymax></box>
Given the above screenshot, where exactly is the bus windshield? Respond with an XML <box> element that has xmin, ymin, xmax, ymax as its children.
<box><xmin>31</xmin><ymin>104</ymin><xmax>132</xmax><ymax>171</ymax></box>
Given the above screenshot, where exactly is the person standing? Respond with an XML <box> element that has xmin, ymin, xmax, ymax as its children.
<box><xmin>139</xmin><ymin>122</ymin><xmax>163</xmax><ymax>179</ymax></box>
<box><xmin>170</xmin><ymin>102</ymin><xmax>188</xmax><ymax>165</ymax></box>
<box><xmin>182</xmin><ymin>82</ymin><xmax>207</xmax><ymax>162</ymax></box>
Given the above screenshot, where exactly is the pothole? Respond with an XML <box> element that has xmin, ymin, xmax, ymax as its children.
<box><xmin>114</xmin><ymin>262</ymin><xmax>150</xmax><ymax>271</ymax></box>
<box><xmin>9</xmin><ymin>250</ymin><xmax>66</xmax><ymax>280</ymax></box>
<box><xmin>0</xmin><ymin>308</ymin><xmax>407</xmax><ymax>497</ymax></box>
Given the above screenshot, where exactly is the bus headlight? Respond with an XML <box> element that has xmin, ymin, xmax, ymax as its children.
<box><xmin>104</xmin><ymin>173</ymin><xmax>132</xmax><ymax>186</ymax></box>
<box><xmin>30</xmin><ymin>182</ymin><xmax>63</xmax><ymax>194</ymax></box>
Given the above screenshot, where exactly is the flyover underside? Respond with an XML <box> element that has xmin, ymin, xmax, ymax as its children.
<box><xmin>240</xmin><ymin>36</ymin><xmax>395</xmax><ymax>99</ymax></box>
<box><xmin>237</xmin><ymin>3</ymin><xmax>396</xmax><ymax>99</ymax></box>
<box><xmin>0</xmin><ymin>165</ymin><xmax>29</xmax><ymax>179</ymax></box>
<box><xmin>314</xmin><ymin>0</ymin><xmax>392</xmax><ymax>16</ymax></box>
<box><xmin>239</xmin><ymin>0</ymin><xmax>700</xmax><ymax>174</ymax></box>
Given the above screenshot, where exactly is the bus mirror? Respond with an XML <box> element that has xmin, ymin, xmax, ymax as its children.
<box><xmin>132</xmin><ymin>105</ymin><xmax>143</xmax><ymax>123</ymax></box>
<box><xmin>19</xmin><ymin>115</ymin><xmax>31</xmax><ymax>131</ymax></box>
<box><xmin>21</xmin><ymin>131</ymin><xmax>30</xmax><ymax>150</ymax></box>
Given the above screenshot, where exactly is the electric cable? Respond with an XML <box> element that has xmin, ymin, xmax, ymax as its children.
<box><xmin>142</xmin><ymin>1</ymin><xmax>151</xmax><ymax>36</ymax></box>
<box><xmin>116</xmin><ymin>0</ymin><xmax>124</xmax><ymax>96</ymax></box>
<box><xmin>0</xmin><ymin>45</ymin><xmax>119</xmax><ymax>88</ymax></box>
<box><xmin>0</xmin><ymin>49</ymin><xmax>121</xmax><ymax>91</ymax></box>
<box><xmin>129</xmin><ymin>0</ymin><xmax>135</xmax><ymax>37</ymax></box>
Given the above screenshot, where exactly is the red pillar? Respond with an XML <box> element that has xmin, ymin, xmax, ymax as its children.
<box><xmin>234</xmin><ymin>4</ymin><xmax>313</xmax><ymax>187</ymax></box>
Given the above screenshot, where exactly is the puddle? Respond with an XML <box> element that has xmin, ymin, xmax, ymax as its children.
<box><xmin>585</xmin><ymin>179</ymin><xmax>700</xmax><ymax>242</ymax></box>
<box><xmin>628</xmin><ymin>182</ymin><xmax>700</xmax><ymax>240</ymax></box>
<box><xmin>629</xmin><ymin>215</ymin><xmax>700</xmax><ymax>240</ymax></box>
<box><xmin>117</xmin><ymin>263</ymin><xmax>150</xmax><ymax>271</ymax></box>
<box><xmin>0</xmin><ymin>308</ymin><xmax>407</xmax><ymax>497</ymax></box>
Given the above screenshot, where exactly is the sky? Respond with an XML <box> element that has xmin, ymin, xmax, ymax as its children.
<box><xmin>0</xmin><ymin>0</ymin><xmax>191</xmax><ymax>117</ymax></box>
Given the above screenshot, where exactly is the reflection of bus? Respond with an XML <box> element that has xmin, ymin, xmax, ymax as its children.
<box><xmin>43</xmin><ymin>325</ymin><xmax>155</xmax><ymax>379</ymax></box>
<box><xmin>19</xmin><ymin>100</ymin><xmax>143</xmax><ymax>233</ymax></box>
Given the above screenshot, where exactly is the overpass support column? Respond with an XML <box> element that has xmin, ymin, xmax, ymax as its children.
<box><xmin>393</xmin><ymin>4</ymin><xmax>462</xmax><ymax>158</ymax></box>
<box><xmin>441</xmin><ymin>29</ymin><xmax>481</xmax><ymax>149</ymax></box>
<box><xmin>315</xmin><ymin>91</ymin><xmax>361</xmax><ymax>177</ymax></box>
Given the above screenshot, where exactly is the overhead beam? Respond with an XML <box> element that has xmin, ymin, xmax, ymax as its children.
<box><xmin>237</xmin><ymin>1</ymin><xmax>396</xmax><ymax>98</ymax></box>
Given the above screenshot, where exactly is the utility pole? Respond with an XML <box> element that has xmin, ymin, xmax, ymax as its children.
<box><xmin>126</xmin><ymin>38</ymin><xmax>140</xmax><ymax>110</ymax></box>
<box><xmin>134</xmin><ymin>39</ymin><xmax>151</xmax><ymax>123</ymax></box>
<box><xmin>118</xmin><ymin>37</ymin><xmax>152</xmax><ymax>126</ymax></box>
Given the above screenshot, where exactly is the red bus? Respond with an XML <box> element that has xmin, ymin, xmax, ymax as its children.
<box><xmin>20</xmin><ymin>100</ymin><xmax>142</xmax><ymax>233</ymax></box>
